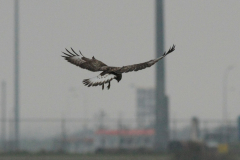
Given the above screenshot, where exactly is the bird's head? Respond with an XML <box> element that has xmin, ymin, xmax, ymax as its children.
<box><xmin>116</xmin><ymin>74</ymin><xmax>122</xmax><ymax>82</ymax></box>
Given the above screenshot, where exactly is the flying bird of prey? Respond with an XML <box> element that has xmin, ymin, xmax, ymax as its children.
<box><xmin>62</xmin><ymin>45</ymin><xmax>175</xmax><ymax>90</ymax></box>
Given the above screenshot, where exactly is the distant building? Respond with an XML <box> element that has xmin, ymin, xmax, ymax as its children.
<box><xmin>190</xmin><ymin>117</ymin><xmax>200</xmax><ymax>141</ymax></box>
<box><xmin>136</xmin><ymin>88</ymin><xmax>155</xmax><ymax>129</ymax></box>
<box><xmin>204</xmin><ymin>125</ymin><xmax>238</xmax><ymax>147</ymax></box>
<box><xmin>95</xmin><ymin>129</ymin><xmax>155</xmax><ymax>151</ymax></box>
<box><xmin>53</xmin><ymin>129</ymin><xmax>95</xmax><ymax>153</ymax></box>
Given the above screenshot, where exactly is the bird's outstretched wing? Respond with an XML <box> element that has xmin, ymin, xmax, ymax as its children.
<box><xmin>62</xmin><ymin>48</ymin><xmax>108</xmax><ymax>72</ymax></box>
<box><xmin>110</xmin><ymin>45</ymin><xmax>175</xmax><ymax>74</ymax></box>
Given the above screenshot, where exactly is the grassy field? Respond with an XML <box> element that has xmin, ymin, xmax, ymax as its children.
<box><xmin>0</xmin><ymin>154</ymin><xmax>171</xmax><ymax>160</ymax></box>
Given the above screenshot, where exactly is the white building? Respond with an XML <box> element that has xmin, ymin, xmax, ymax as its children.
<box><xmin>136</xmin><ymin>88</ymin><xmax>155</xmax><ymax>129</ymax></box>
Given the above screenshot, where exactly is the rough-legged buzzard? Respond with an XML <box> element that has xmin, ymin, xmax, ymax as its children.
<box><xmin>62</xmin><ymin>45</ymin><xmax>175</xmax><ymax>90</ymax></box>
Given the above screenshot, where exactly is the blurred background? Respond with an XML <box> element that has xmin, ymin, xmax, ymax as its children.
<box><xmin>0</xmin><ymin>0</ymin><xmax>240</xmax><ymax>159</ymax></box>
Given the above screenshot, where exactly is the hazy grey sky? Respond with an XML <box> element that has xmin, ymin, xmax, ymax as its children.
<box><xmin>1</xmin><ymin>0</ymin><xmax>240</xmax><ymax>126</ymax></box>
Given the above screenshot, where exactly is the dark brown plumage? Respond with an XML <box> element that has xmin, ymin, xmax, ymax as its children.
<box><xmin>62</xmin><ymin>45</ymin><xmax>175</xmax><ymax>90</ymax></box>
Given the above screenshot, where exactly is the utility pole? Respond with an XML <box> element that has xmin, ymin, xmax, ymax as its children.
<box><xmin>1</xmin><ymin>81</ymin><xmax>7</xmax><ymax>151</ymax></box>
<box><xmin>222</xmin><ymin>65</ymin><xmax>234</xmax><ymax>143</ymax></box>
<box><xmin>14</xmin><ymin>0</ymin><xmax>20</xmax><ymax>151</ymax></box>
<box><xmin>61</xmin><ymin>117</ymin><xmax>66</xmax><ymax>152</ymax></box>
<box><xmin>155</xmin><ymin>0</ymin><xmax>169</xmax><ymax>152</ymax></box>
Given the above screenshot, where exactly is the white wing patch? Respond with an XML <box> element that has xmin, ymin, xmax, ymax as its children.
<box><xmin>83</xmin><ymin>73</ymin><xmax>116</xmax><ymax>87</ymax></box>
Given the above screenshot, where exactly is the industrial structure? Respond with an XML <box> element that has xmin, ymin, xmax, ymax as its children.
<box><xmin>155</xmin><ymin>0</ymin><xmax>169</xmax><ymax>152</ymax></box>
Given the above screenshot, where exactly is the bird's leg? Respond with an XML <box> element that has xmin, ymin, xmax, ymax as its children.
<box><xmin>107</xmin><ymin>82</ymin><xmax>111</xmax><ymax>90</ymax></box>
<box><xmin>102</xmin><ymin>84</ymin><xmax>104</xmax><ymax>90</ymax></box>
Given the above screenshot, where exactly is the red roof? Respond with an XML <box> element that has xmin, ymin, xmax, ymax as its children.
<box><xmin>96</xmin><ymin>129</ymin><xmax>154</xmax><ymax>136</ymax></box>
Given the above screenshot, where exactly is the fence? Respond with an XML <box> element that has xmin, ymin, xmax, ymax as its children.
<box><xmin>0</xmin><ymin>118</ymin><xmax>238</xmax><ymax>153</ymax></box>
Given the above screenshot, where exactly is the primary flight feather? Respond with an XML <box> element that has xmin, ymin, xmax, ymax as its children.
<box><xmin>62</xmin><ymin>45</ymin><xmax>175</xmax><ymax>90</ymax></box>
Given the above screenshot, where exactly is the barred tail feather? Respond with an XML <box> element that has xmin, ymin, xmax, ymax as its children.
<box><xmin>83</xmin><ymin>73</ymin><xmax>116</xmax><ymax>87</ymax></box>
